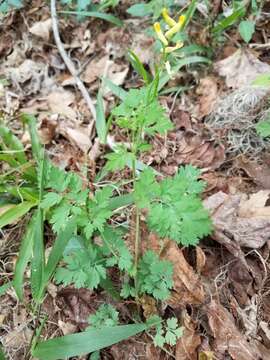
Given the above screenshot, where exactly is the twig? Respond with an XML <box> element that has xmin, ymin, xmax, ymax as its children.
<box><xmin>50</xmin><ymin>0</ymin><xmax>96</xmax><ymax>123</ymax></box>
<box><xmin>249</xmin><ymin>42</ymin><xmax>270</xmax><ymax>49</ymax></box>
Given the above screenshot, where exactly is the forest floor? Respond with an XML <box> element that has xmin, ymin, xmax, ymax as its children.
<box><xmin>1</xmin><ymin>1</ymin><xmax>270</xmax><ymax>359</ymax></box>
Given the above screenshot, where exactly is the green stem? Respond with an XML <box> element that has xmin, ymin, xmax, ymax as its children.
<box><xmin>131</xmin><ymin>155</ymin><xmax>140</xmax><ymax>298</ymax></box>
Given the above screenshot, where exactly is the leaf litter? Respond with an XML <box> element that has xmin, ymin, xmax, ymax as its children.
<box><xmin>1</xmin><ymin>1</ymin><xmax>270</xmax><ymax>360</ymax></box>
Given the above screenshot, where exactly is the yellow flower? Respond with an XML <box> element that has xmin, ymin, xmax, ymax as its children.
<box><xmin>154</xmin><ymin>22</ymin><xmax>168</xmax><ymax>46</ymax></box>
<box><xmin>161</xmin><ymin>8</ymin><xmax>176</xmax><ymax>27</ymax></box>
<box><xmin>165</xmin><ymin>15</ymin><xmax>186</xmax><ymax>39</ymax></box>
<box><xmin>165</xmin><ymin>61</ymin><xmax>173</xmax><ymax>76</ymax></box>
<box><xmin>164</xmin><ymin>41</ymin><xmax>184</xmax><ymax>53</ymax></box>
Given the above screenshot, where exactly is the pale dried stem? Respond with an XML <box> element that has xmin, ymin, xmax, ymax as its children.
<box><xmin>50</xmin><ymin>0</ymin><xmax>96</xmax><ymax>124</ymax></box>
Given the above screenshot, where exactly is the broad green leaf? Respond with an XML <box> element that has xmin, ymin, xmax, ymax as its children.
<box><xmin>239</xmin><ymin>20</ymin><xmax>255</xmax><ymax>43</ymax></box>
<box><xmin>44</xmin><ymin>218</ymin><xmax>77</xmax><ymax>285</ymax></box>
<box><xmin>60</xmin><ymin>11</ymin><xmax>123</xmax><ymax>27</ymax></box>
<box><xmin>13</xmin><ymin>213</ymin><xmax>36</xmax><ymax>301</ymax></box>
<box><xmin>252</xmin><ymin>73</ymin><xmax>270</xmax><ymax>87</ymax></box>
<box><xmin>212</xmin><ymin>7</ymin><xmax>246</xmax><ymax>34</ymax></box>
<box><xmin>103</xmin><ymin>77</ymin><xmax>127</xmax><ymax>100</ymax></box>
<box><xmin>159</xmin><ymin>56</ymin><xmax>211</xmax><ymax>91</ymax></box>
<box><xmin>30</xmin><ymin>208</ymin><xmax>45</xmax><ymax>302</ymax></box>
<box><xmin>256</xmin><ymin>120</ymin><xmax>270</xmax><ymax>138</ymax></box>
<box><xmin>96</xmin><ymin>87</ymin><xmax>107</xmax><ymax>144</ymax></box>
<box><xmin>32</xmin><ymin>323</ymin><xmax>147</xmax><ymax>360</ymax></box>
<box><xmin>126</xmin><ymin>3</ymin><xmax>152</xmax><ymax>17</ymax></box>
<box><xmin>0</xmin><ymin>201</ymin><xmax>37</xmax><ymax>229</ymax></box>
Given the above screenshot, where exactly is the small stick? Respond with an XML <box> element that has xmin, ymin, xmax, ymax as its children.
<box><xmin>50</xmin><ymin>0</ymin><xmax>96</xmax><ymax>122</ymax></box>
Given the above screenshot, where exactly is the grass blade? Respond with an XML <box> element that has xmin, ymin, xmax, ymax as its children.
<box><xmin>182</xmin><ymin>0</ymin><xmax>198</xmax><ymax>30</ymax></box>
<box><xmin>0</xmin><ymin>124</ymin><xmax>27</xmax><ymax>165</ymax></box>
<box><xmin>32</xmin><ymin>323</ymin><xmax>147</xmax><ymax>360</ymax></box>
<box><xmin>30</xmin><ymin>208</ymin><xmax>44</xmax><ymax>302</ymax></box>
<box><xmin>103</xmin><ymin>77</ymin><xmax>128</xmax><ymax>100</ymax></box>
<box><xmin>107</xmin><ymin>193</ymin><xmax>134</xmax><ymax>211</ymax></box>
<box><xmin>21</xmin><ymin>114</ymin><xmax>43</xmax><ymax>163</ymax></box>
<box><xmin>44</xmin><ymin>218</ymin><xmax>77</xmax><ymax>285</ymax></box>
<box><xmin>60</xmin><ymin>11</ymin><xmax>123</xmax><ymax>27</ymax></box>
<box><xmin>13</xmin><ymin>213</ymin><xmax>36</xmax><ymax>301</ymax></box>
<box><xmin>96</xmin><ymin>87</ymin><xmax>107</xmax><ymax>144</ymax></box>
<box><xmin>212</xmin><ymin>7</ymin><xmax>245</xmax><ymax>34</ymax></box>
<box><xmin>158</xmin><ymin>56</ymin><xmax>211</xmax><ymax>91</ymax></box>
<box><xmin>127</xmin><ymin>50</ymin><xmax>151</xmax><ymax>84</ymax></box>
<box><xmin>0</xmin><ymin>201</ymin><xmax>37</xmax><ymax>229</ymax></box>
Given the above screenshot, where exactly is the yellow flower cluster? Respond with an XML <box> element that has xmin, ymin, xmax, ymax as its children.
<box><xmin>154</xmin><ymin>8</ymin><xmax>185</xmax><ymax>54</ymax></box>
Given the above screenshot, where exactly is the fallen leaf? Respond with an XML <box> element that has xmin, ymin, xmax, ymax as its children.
<box><xmin>204</xmin><ymin>191</ymin><xmax>270</xmax><ymax>252</ymax></box>
<box><xmin>235</xmin><ymin>155</ymin><xmax>270</xmax><ymax>189</ymax></box>
<box><xmin>161</xmin><ymin>240</ymin><xmax>205</xmax><ymax>307</ymax></box>
<box><xmin>206</xmin><ymin>300</ymin><xmax>261</xmax><ymax>360</ymax></box>
<box><xmin>81</xmin><ymin>56</ymin><xmax>109</xmax><ymax>84</ymax></box>
<box><xmin>176</xmin><ymin>312</ymin><xmax>201</xmax><ymax>360</ymax></box>
<box><xmin>58</xmin><ymin>123</ymin><xmax>92</xmax><ymax>153</ymax></box>
<box><xmin>239</xmin><ymin>190</ymin><xmax>270</xmax><ymax>218</ymax></box>
<box><xmin>196</xmin><ymin>77</ymin><xmax>218</xmax><ymax>118</ymax></box>
<box><xmin>214</xmin><ymin>49</ymin><xmax>270</xmax><ymax>88</ymax></box>
<box><xmin>29</xmin><ymin>18</ymin><xmax>52</xmax><ymax>41</ymax></box>
<box><xmin>48</xmin><ymin>89</ymin><xmax>77</xmax><ymax>120</ymax></box>
<box><xmin>58</xmin><ymin>320</ymin><xmax>78</xmax><ymax>335</ymax></box>
<box><xmin>132</xmin><ymin>32</ymin><xmax>154</xmax><ymax>64</ymax></box>
<box><xmin>196</xmin><ymin>247</ymin><xmax>206</xmax><ymax>273</ymax></box>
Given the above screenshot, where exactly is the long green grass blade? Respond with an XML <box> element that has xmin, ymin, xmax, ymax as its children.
<box><xmin>96</xmin><ymin>88</ymin><xmax>107</xmax><ymax>144</ymax></box>
<box><xmin>0</xmin><ymin>201</ymin><xmax>37</xmax><ymax>229</ymax></box>
<box><xmin>30</xmin><ymin>208</ymin><xmax>44</xmax><ymax>302</ymax></box>
<box><xmin>60</xmin><ymin>11</ymin><xmax>123</xmax><ymax>27</ymax></box>
<box><xmin>43</xmin><ymin>218</ymin><xmax>77</xmax><ymax>285</ymax></box>
<box><xmin>212</xmin><ymin>7</ymin><xmax>246</xmax><ymax>34</ymax></box>
<box><xmin>127</xmin><ymin>50</ymin><xmax>151</xmax><ymax>84</ymax></box>
<box><xmin>21</xmin><ymin>114</ymin><xmax>43</xmax><ymax>163</ymax></box>
<box><xmin>32</xmin><ymin>323</ymin><xmax>147</xmax><ymax>360</ymax></box>
<box><xmin>14</xmin><ymin>213</ymin><xmax>36</xmax><ymax>301</ymax></box>
<box><xmin>182</xmin><ymin>0</ymin><xmax>198</xmax><ymax>30</ymax></box>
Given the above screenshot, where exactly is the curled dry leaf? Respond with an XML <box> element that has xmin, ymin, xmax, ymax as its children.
<box><xmin>204</xmin><ymin>191</ymin><xmax>270</xmax><ymax>253</ymax></box>
<box><xmin>161</xmin><ymin>240</ymin><xmax>205</xmax><ymax>307</ymax></box>
<box><xmin>196</xmin><ymin>76</ymin><xmax>219</xmax><ymax>118</ymax></box>
<box><xmin>176</xmin><ymin>312</ymin><xmax>201</xmax><ymax>360</ymax></box>
<box><xmin>29</xmin><ymin>18</ymin><xmax>52</xmax><ymax>41</ymax></box>
<box><xmin>206</xmin><ymin>300</ymin><xmax>262</xmax><ymax>360</ymax></box>
<box><xmin>214</xmin><ymin>49</ymin><xmax>270</xmax><ymax>89</ymax></box>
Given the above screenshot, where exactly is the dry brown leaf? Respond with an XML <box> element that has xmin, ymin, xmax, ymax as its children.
<box><xmin>81</xmin><ymin>56</ymin><xmax>109</xmax><ymax>84</ymax></box>
<box><xmin>176</xmin><ymin>312</ymin><xmax>201</xmax><ymax>360</ymax></box>
<box><xmin>58</xmin><ymin>320</ymin><xmax>78</xmax><ymax>335</ymax></box>
<box><xmin>161</xmin><ymin>241</ymin><xmax>205</xmax><ymax>307</ymax></box>
<box><xmin>206</xmin><ymin>300</ymin><xmax>261</xmax><ymax>360</ymax></box>
<box><xmin>239</xmin><ymin>190</ymin><xmax>270</xmax><ymax>218</ymax></box>
<box><xmin>214</xmin><ymin>49</ymin><xmax>270</xmax><ymax>89</ymax></box>
<box><xmin>204</xmin><ymin>191</ymin><xmax>270</xmax><ymax>251</ymax></box>
<box><xmin>196</xmin><ymin>77</ymin><xmax>218</xmax><ymax>118</ymax></box>
<box><xmin>235</xmin><ymin>155</ymin><xmax>270</xmax><ymax>189</ymax></box>
<box><xmin>29</xmin><ymin>18</ymin><xmax>52</xmax><ymax>41</ymax></box>
<box><xmin>132</xmin><ymin>32</ymin><xmax>154</xmax><ymax>64</ymax></box>
<box><xmin>48</xmin><ymin>89</ymin><xmax>77</xmax><ymax>120</ymax></box>
<box><xmin>58</xmin><ymin>124</ymin><xmax>92</xmax><ymax>153</ymax></box>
